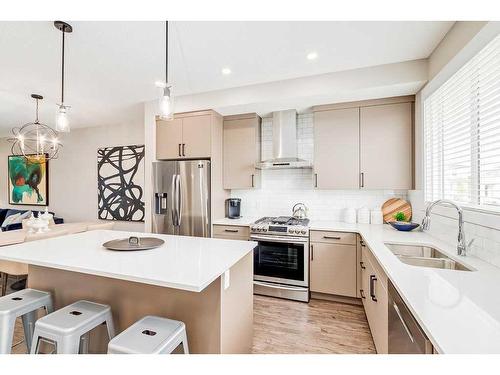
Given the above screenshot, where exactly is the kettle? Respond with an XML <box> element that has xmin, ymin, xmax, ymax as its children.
<box><xmin>292</xmin><ymin>203</ymin><xmax>308</xmax><ymax>219</ymax></box>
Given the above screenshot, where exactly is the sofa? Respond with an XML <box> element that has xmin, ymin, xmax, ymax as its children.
<box><xmin>0</xmin><ymin>208</ymin><xmax>64</xmax><ymax>232</ymax></box>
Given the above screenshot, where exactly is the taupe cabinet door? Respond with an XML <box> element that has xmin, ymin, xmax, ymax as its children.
<box><xmin>156</xmin><ymin>114</ymin><xmax>212</xmax><ymax>159</ymax></box>
<box><xmin>313</xmin><ymin>108</ymin><xmax>360</xmax><ymax>189</ymax></box>
<box><xmin>360</xmin><ymin>103</ymin><xmax>412</xmax><ymax>189</ymax></box>
<box><xmin>310</xmin><ymin>242</ymin><xmax>357</xmax><ymax>297</ymax></box>
<box><xmin>182</xmin><ymin>115</ymin><xmax>212</xmax><ymax>158</ymax></box>
<box><xmin>223</xmin><ymin>118</ymin><xmax>259</xmax><ymax>189</ymax></box>
<box><xmin>156</xmin><ymin>119</ymin><xmax>183</xmax><ymax>159</ymax></box>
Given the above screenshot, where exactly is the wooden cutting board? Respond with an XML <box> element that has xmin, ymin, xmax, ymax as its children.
<box><xmin>382</xmin><ymin>198</ymin><xmax>412</xmax><ymax>223</ymax></box>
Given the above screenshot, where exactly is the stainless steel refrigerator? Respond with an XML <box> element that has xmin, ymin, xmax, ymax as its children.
<box><xmin>152</xmin><ymin>160</ymin><xmax>211</xmax><ymax>237</ymax></box>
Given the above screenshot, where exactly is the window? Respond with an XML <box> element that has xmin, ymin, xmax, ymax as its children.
<box><xmin>424</xmin><ymin>34</ymin><xmax>500</xmax><ymax>210</ymax></box>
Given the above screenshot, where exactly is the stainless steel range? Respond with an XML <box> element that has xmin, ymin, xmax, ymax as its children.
<box><xmin>251</xmin><ymin>216</ymin><xmax>310</xmax><ymax>302</ymax></box>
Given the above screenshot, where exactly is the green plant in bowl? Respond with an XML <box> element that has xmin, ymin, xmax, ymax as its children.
<box><xmin>393</xmin><ymin>211</ymin><xmax>407</xmax><ymax>222</ymax></box>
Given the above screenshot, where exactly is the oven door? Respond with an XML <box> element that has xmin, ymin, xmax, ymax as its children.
<box><xmin>251</xmin><ymin>234</ymin><xmax>309</xmax><ymax>287</ymax></box>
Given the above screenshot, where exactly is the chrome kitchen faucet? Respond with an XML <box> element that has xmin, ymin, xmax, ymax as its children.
<box><xmin>421</xmin><ymin>199</ymin><xmax>472</xmax><ymax>257</ymax></box>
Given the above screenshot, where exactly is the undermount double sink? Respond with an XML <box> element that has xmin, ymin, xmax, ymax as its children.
<box><xmin>384</xmin><ymin>243</ymin><xmax>474</xmax><ymax>272</ymax></box>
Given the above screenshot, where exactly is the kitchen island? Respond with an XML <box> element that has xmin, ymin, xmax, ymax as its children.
<box><xmin>0</xmin><ymin>230</ymin><xmax>256</xmax><ymax>354</ymax></box>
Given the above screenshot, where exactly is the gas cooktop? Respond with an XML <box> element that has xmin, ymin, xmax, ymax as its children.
<box><xmin>251</xmin><ymin>216</ymin><xmax>310</xmax><ymax>237</ymax></box>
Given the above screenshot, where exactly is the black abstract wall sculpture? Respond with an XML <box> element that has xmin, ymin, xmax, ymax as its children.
<box><xmin>97</xmin><ymin>145</ymin><xmax>145</xmax><ymax>222</ymax></box>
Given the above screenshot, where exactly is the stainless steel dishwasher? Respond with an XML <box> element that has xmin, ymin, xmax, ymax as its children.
<box><xmin>388</xmin><ymin>280</ymin><xmax>433</xmax><ymax>354</ymax></box>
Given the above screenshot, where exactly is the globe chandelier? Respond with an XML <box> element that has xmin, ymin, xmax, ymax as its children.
<box><xmin>9</xmin><ymin>94</ymin><xmax>62</xmax><ymax>163</ymax></box>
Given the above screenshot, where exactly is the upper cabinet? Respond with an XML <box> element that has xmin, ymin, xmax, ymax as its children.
<box><xmin>360</xmin><ymin>102</ymin><xmax>412</xmax><ymax>190</ymax></box>
<box><xmin>313</xmin><ymin>96</ymin><xmax>414</xmax><ymax>190</ymax></box>
<box><xmin>223</xmin><ymin>113</ymin><xmax>261</xmax><ymax>189</ymax></box>
<box><xmin>156</xmin><ymin>118</ymin><xmax>183</xmax><ymax>159</ymax></box>
<box><xmin>314</xmin><ymin>108</ymin><xmax>360</xmax><ymax>189</ymax></box>
<box><xmin>156</xmin><ymin>110</ymin><xmax>221</xmax><ymax>160</ymax></box>
<box><xmin>181</xmin><ymin>114</ymin><xmax>213</xmax><ymax>159</ymax></box>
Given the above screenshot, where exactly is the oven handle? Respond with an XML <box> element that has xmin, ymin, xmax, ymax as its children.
<box><xmin>253</xmin><ymin>281</ymin><xmax>308</xmax><ymax>292</ymax></box>
<box><xmin>250</xmin><ymin>234</ymin><xmax>308</xmax><ymax>244</ymax></box>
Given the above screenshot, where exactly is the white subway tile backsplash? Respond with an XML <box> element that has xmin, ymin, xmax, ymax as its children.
<box><xmin>409</xmin><ymin>190</ymin><xmax>500</xmax><ymax>268</ymax></box>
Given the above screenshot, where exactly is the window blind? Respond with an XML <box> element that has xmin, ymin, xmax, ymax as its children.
<box><xmin>424</xmin><ymin>33</ymin><xmax>500</xmax><ymax>210</ymax></box>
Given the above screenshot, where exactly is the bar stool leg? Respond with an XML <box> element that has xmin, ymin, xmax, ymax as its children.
<box><xmin>0</xmin><ymin>317</ymin><xmax>15</xmax><ymax>354</ymax></box>
<box><xmin>44</xmin><ymin>299</ymin><xmax>54</xmax><ymax>314</ymax></box>
<box><xmin>181</xmin><ymin>331</ymin><xmax>189</xmax><ymax>354</ymax></box>
<box><xmin>79</xmin><ymin>333</ymin><xmax>90</xmax><ymax>354</ymax></box>
<box><xmin>105</xmin><ymin>314</ymin><xmax>115</xmax><ymax>339</ymax></box>
<box><xmin>21</xmin><ymin>310</ymin><xmax>37</xmax><ymax>353</ymax></box>
<box><xmin>58</xmin><ymin>336</ymin><xmax>80</xmax><ymax>354</ymax></box>
<box><xmin>30</xmin><ymin>332</ymin><xmax>41</xmax><ymax>354</ymax></box>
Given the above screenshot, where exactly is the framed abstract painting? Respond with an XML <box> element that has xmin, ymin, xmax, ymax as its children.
<box><xmin>97</xmin><ymin>145</ymin><xmax>145</xmax><ymax>222</ymax></box>
<box><xmin>8</xmin><ymin>154</ymin><xmax>49</xmax><ymax>206</ymax></box>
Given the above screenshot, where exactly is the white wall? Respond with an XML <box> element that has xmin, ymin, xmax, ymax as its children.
<box><xmin>0</xmin><ymin>121</ymin><xmax>145</xmax><ymax>232</ymax></box>
<box><xmin>153</xmin><ymin>59</ymin><xmax>428</xmax><ymax>117</ymax></box>
<box><xmin>413</xmin><ymin>21</ymin><xmax>500</xmax><ymax>267</ymax></box>
<box><xmin>428</xmin><ymin>22</ymin><xmax>488</xmax><ymax>80</ymax></box>
<box><xmin>232</xmin><ymin>114</ymin><xmax>407</xmax><ymax>220</ymax></box>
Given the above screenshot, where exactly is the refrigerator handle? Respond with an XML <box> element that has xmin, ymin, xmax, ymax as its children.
<box><xmin>176</xmin><ymin>174</ymin><xmax>182</xmax><ymax>225</ymax></box>
<box><xmin>171</xmin><ymin>174</ymin><xmax>177</xmax><ymax>226</ymax></box>
<box><xmin>199</xmin><ymin>163</ymin><xmax>209</xmax><ymax>237</ymax></box>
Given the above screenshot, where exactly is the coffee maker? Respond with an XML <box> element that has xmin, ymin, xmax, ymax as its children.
<box><xmin>225</xmin><ymin>198</ymin><xmax>241</xmax><ymax>219</ymax></box>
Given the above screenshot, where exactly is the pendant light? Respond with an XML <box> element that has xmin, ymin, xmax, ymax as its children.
<box><xmin>54</xmin><ymin>21</ymin><xmax>73</xmax><ymax>132</ymax></box>
<box><xmin>9</xmin><ymin>94</ymin><xmax>61</xmax><ymax>163</ymax></box>
<box><xmin>158</xmin><ymin>21</ymin><xmax>174</xmax><ymax>120</ymax></box>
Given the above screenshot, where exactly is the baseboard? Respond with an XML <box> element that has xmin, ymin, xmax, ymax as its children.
<box><xmin>310</xmin><ymin>292</ymin><xmax>362</xmax><ymax>306</ymax></box>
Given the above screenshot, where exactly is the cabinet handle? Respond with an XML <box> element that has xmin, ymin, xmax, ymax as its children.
<box><xmin>310</xmin><ymin>245</ymin><xmax>314</xmax><ymax>261</ymax></box>
<box><xmin>224</xmin><ymin>229</ymin><xmax>239</xmax><ymax>233</ymax></box>
<box><xmin>323</xmin><ymin>235</ymin><xmax>341</xmax><ymax>240</ymax></box>
<box><xmin>360</xmin><ymin>289</ymin><xmax>366</xmax><ymax>299</ymax></box>
<box><xmin>182</xmin><ymin>143</ymin><xmax>186</xmax><ymax>157</ymax></box>
<box><xmin>360</xmin><ymin>172</ymin><xmax>364</xmax><ymax>188</ymax></box>
<box><xmin>314</xmin><ymin>173</ymin><xmax>318</xmax><ymax>188</ymax></box>
<box><xmin>360</xmin><ymin>239</ymin><xmax>366</xmax><ymax>247</ymax></box>
<box><xmin>251</xmin><ymin>174</ymin><xmax>254</xmax><ymax>188</ymax></box>
<box><xmin>360</xmin><ymin>261</ymin><xmax>366</xmax><ymax>270</ymax></box>
<box><xmin>369</xmin><ymin>275</ymin><xmax>377</xmax><ymax>302</ymax></box>
<box><xmin>178</xmin><ymin>144</ymin><xmax>181</xmax><ymax>157</ymax></box>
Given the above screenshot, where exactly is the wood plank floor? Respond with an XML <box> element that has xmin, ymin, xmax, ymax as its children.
<box><xmin>252</xmin><ymin>295</ymin><xmax>376</xmax><ymax>354</ymax></box>
<box><xmin>10</xmin><ymin>294</ymin><xmax>375</xmax><ymax>354</ymax></box>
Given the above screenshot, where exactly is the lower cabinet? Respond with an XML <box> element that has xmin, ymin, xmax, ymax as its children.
<box><xmin>310</xmin><ymin>231</ymin><xmax>357</xmax><ymax>298</ymax></box>
<box><xmin>360</xmin><ymin>240</ymin><xmax>388</xmax><ymax>354</ymax></box>
<box><xmin>212</xmin><ymin>224</ymin><xmax>249</xmax><ymax>241</ymax></box>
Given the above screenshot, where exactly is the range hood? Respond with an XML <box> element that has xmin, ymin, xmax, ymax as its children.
<box><xmin>256</xmin><ymin>110</ymin><xmax>312</xmax><ymax>169</ymax></box>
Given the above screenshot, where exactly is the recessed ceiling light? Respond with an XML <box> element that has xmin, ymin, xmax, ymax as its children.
<box><xmin>307</xmin><ymin>52</ymin><xmax>318</xmax><ymax>60</ymax></box>
<box><xmin>221</xmin><ymin>68</ymin><xmax>232</xmax><ymax>75</ymax></box>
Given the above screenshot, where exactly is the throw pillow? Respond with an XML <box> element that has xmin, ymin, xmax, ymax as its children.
<box><xmin>1</xmin><ymin>213</ymin><xmax>21</xmax><ymax>228</ymax></box>
<box><xmin>11</xmin><ymin>210</ymin><xmax>32</xmax><ymax>224</ymax></box>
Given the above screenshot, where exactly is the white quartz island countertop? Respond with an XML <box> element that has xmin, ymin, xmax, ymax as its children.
<box><xmin>0</xmin><ymin>230</ymin><xmax>256</xmax><ymax>293</ymax></box>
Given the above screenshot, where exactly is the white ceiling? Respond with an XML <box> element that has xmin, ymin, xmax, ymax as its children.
<box><xmin>0</xmin><ymin>21</ymin><xmax>453</xmax><ymax>134</ymax></box>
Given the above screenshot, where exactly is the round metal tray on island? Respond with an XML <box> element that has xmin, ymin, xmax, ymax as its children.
<box><xmin>102</xmin><ymin>236</ymin><xmax>165</xmax><ymax>251</ymax></box>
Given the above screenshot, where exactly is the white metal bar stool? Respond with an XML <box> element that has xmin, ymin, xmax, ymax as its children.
<box><xmin>0</xmin><ymin>288</ymin><xmax>53</xmax><ymax>354</ymax></box>
<box><xmin>107</xmin><ymin>316</ymin><xmax>189</xmax><ymax>354</ymax></box>
<box><xmin>30</xmin><ymin>300</ymin><xmax>115</xmax><ymax>354</ymax></box>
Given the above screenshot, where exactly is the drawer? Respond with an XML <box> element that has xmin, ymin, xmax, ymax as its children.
<box><xmin>310</xmin><ymin>230</ymin><xmax>357</xmax><ymax>245</ymax></box>
<box><xmin>361</xmin><ymin>239</ymin><xmax>388</xmax><ymax>289</ymax></box>
<box><xmin>213</xmin><ymin>225</ymin><xmax>249</xmax><ymax>240</ymax></box>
